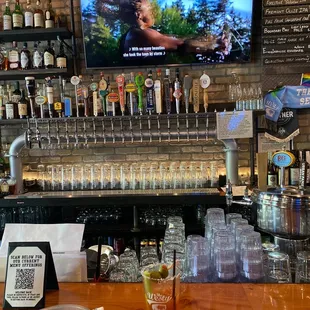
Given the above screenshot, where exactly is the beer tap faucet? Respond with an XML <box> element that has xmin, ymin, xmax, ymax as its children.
<box><xmin>56</xmin><ymin>121</ymin><xmax>60</xmax><ymax>148</ymax></box>
<box><xmin>65</xmin><ymin>120</ymin><xmax>70</xmax><ymax>149</ymax></box>
<box><xmin>35</xmin><ymin>118</ymin><xmax>41</xmax><ymax>148</ymax></box>
<box><xmin>83</xmin><ymin>119</ymin><xmax>88</xmax><ymax>147</ymax></box>
<box><xmin>110</xmin><ymin>118</ymin><xmax>115</xmax><ymax>143</ymax></box>
<box><xmin>101</xmin><ymin>119</ymin><xmax>106</xmax><ymax>144</ymax></box>
<box><xmin>26</xmin><ymin>118</ymin><xmax>32</xmax><ymax>149</ymax></box>
<box><xmin>47</xmin><ymin>120</ymin><xmax>51</xmax><ymax>147</ymax></box>
<box><xmin>92</xmin><ymin>118</ymin><xmax>97</xmax><ymax>144</ymax></box>
<box><xmin>74</xmin><ymin>119</ymin><xmax>79</xmax><ymax>148</ymax></box>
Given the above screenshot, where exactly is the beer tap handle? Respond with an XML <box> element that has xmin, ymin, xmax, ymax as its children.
<box><xmin>200</xmin><ymin>71</ymin><xmax>211</xmax><ymax>112</ymax></box>
<box><xmin>183</xmin><ymin>74</ymin><xmax>193</xmax><ymax>114</ymax></box>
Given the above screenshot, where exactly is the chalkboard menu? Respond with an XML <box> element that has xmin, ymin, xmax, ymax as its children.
<box><xmin>262</xmin><ymin>0</ymin><xmax>310</xmax><ymax>65</ymax></box>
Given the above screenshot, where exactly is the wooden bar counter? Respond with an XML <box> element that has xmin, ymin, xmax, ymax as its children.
<box><xmin>1</xmin><ymin>283</ymin><xmax>310</xmax><ymax>309</ymax></box>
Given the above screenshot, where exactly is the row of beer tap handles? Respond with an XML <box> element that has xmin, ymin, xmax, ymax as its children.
<box><xmin>26</xmin><ymin>113</ymin><xmax>212</xmax><ymax>148</ymax></box>
<box><xmin>70</xmin><ymin>69</ymin><xmax>211</xmax><ymax>117</ymax></box>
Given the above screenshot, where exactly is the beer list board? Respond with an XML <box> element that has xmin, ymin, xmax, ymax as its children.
<box><xmin>262</xmin><ymin>0</ymin><xmax>310</xmax><ymax>65</ymax></box>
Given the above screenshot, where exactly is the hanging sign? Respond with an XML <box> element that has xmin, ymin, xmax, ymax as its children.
<box><xmin>3</xmin><ymin>242</ymin><xmax>58</xmax><ymax>309</ymax></box>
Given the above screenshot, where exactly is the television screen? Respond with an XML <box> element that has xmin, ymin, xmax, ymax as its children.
<box><xmin>81</xmin><ymin>0</ymin><xmax>253</xmax><ymax>68</ymax></box>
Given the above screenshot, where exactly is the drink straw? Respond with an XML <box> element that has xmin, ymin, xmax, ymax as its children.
<box><xmin>173</xmin><ymin>249</ymin><xmax>176</xmax><ymax>310</ymax></box>
<box><xmin>95</xmin><ymin>236</ymin><xmax>102</xmax><ymax>282</ymax></box>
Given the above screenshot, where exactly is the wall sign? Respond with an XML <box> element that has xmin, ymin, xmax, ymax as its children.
<box><xmin>3</xmin><ymin>242</ymin><xmax>58</xmax><ymax>309</ymax></box>
<box><xmin>216</xmin><ymin>111</ymin><xmax>253</xmax><ymax>140</ymax></box>
<box><xmin>262</xmin><ymin>0</ymin><xmax>310</xmax><ymax>65</ymax></box>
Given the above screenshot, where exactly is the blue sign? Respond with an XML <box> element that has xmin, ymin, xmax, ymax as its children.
<box><xmin>272</xmin><ymin>151</ymin><xmax>295</xmax><ymax>168</ymax></box>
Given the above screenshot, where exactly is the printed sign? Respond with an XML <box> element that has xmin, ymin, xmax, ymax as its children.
<box><xmin>3</xmin><ymin>242</ymin><xmax>58</xmax><ymax>309</ymax></box>
<box><xmin>216</xmin><ymin>111</ymin><xmax>253</xmax><ymax>140</ymax></box>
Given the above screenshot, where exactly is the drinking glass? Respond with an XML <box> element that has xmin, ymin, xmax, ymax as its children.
<box><xmin>295</xmin><ymin>251</ymin><xmax>310</xmax><ymax>283</ymax></box>
<box><xmin>266</xmin><ymin>252</ymin><xmax>292</xmax><ymax>283</ymax></box>
<box><xmin>262</xmin><ymin>243</ymin><xmax>280</xmax><ymax>275</ymax></box>
<box><xmin>226</xmin><ymin>213</ymin><xmax>242</xmax><ymax>225</ymax></box>
<box><xmin>141</xmin><ymin>263</ymin><xmax>181</xmax><ymax>310</ymax></box>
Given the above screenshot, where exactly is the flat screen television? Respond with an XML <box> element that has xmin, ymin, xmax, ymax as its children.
<box><xmin>81</xmin><ymin>0</ymin><xmax>253</xmax><ymax>69</ymax></box>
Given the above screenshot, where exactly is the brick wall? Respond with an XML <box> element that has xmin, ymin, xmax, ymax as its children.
<box><xmin>0</xmin><ymin>0</ymin><xmax>308</xmax><ymax>180</ymax></box>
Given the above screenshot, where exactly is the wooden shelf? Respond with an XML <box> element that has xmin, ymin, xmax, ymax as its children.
<box><xmin>0</xmin><ymin>68</ymin><xmax>69</xmax><ymax>80</ymax></box>
<box><xmin>0</xmin><ymin>27</ymin><xmax>72</xmax><ymax>43</ymax></box>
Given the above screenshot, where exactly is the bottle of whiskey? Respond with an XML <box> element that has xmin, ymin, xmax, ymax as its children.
<box><xmin>56</xmin><ymin>42</ymin><xmax>67</xmax><ymax>68</ymax></box>
<box><xmin>20</xmin><ymin>42</ymin><xmax>31</xmax><ymax>70</ymax></box>
<box><xmin>24</xmin><ymin>0</ymin><xmax>34</xmax><ymax>28</ymax></box>
<box><xmin>0</xmin><ymin>45</ymin><xmax>9</xmax><ymax>71</ymax></box>
<box><xmin>5</xmin><ymin>85</ymin><xmax>16</xmax><ymax>119</ymax></box>
<box><xmin>33</xmin><ymin>41</ymin><xmax>43</xmax><ymax>69</ymax></box>
<box><xmin>34</xmin><ymin>0</ymin><xmax>44</xmax><ymax>28</ymax></box>
<box><xmin>0</xmin><ymin>86</ymin><xmax>6</xmax><ymax>120</ymax></box>
<box><xmin>267</xmin><ymin>153</ymin><xmax>277</xmax><ymax>187</ymax></box>
<box><xmin>12</xmin><ymin>81</ymin><xmax>21</xmax><ymax>104</ymax></box>
<box><xmin>45</xmin><ymin>0</ymin><xmax>55</xmax><ymax>28</ymax></box>
<box><xmin>8</xmin><ymin>41</ymin><xmax>20</xmax><ymax>70</ymax></box>
<box><xmin>18</xmin><ymin>90</ymin><xmax>29</xmax><ymax>119</ymax></box>
<box><xmin>12</xmin><ymin>0</ymin><xmax>23</xmax><ymax>29</ymax></box>
<box><xmin>3</xmin><ymin>0</ymin><xmax>12</xmax><ymax>31</ymax></box>
<box><xmin>44</xmin><ymin>40</ymin><xmax>55</xmax><ymax>68</ymax></box>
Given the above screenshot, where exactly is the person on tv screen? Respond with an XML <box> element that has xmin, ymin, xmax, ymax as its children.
<box><xmin>119</xmin><ymin>0</ymin><xmax>232</xmax><ymax>65</ymax></box>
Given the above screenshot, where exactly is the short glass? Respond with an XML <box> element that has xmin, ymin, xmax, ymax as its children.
<box><xmin>142</xmin><ymin>263</ymin><xmax>181</xmax><ymax>310</ymax></box>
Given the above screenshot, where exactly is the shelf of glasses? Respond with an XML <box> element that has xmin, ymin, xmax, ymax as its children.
<box><xmin>0</xmin><ymin>27</ymin><xmax>72</xmax><ymax>43</ymax></box>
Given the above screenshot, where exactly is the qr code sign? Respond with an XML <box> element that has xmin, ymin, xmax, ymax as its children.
<box><xmin>15</xmin><ymin>269</ymin><xmax>35</xmax><ymax>290</ymax></box>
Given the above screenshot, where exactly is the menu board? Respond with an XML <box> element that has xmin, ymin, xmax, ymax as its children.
<box><xmin>262</xmin><ymin>0</ymin><xmax>310</xmax><ymax>65</ymax></box>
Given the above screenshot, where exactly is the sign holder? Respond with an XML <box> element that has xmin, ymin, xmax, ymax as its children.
<box><xmin>3</xmin><ymin>242</ymin><xmax>58</xmax><ymax>309</ymax></box>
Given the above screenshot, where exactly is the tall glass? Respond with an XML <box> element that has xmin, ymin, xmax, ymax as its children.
<box><xmin>142</xmin><ymin>263</ymin><xmax>181</xmax><ymax>310</ymax></box>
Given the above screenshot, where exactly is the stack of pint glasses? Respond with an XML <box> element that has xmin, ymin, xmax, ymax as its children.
<box><xmin>182</xmin><ymin>209</ymin><xmax>265</xmax><ymax>283</ymax></box>
<box><xmin>161</xmin><ymin>216</ymin><xmax>186</xmax><ymax>270</ymax></box>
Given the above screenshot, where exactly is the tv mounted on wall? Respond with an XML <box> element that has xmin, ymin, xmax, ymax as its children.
<box><xmin>81</xmin><ymin>0</ymin><xmax>253</xmax><ymax>69</ymax></box>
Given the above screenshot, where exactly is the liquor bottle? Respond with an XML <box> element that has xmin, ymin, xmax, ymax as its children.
<box><xmin>5</xmin><ymin>85</ymin><xmax>16</xmax><ymax>119</ymax></box>
<box><xmin>34</xmin><ymin>0</ymin><xmax>43</xmax><ymax>28</ymax></box>
<box><xmin>0</xmin><ymin>86</ymin><xmax>6</xmax><ymax>120</ymax></box>
<box><xmin>12</xmin><ymin>81</ymin><xmax>21</xmax><ymax>103</ymax></box>
<box><xmin>289</xmin><ymin>150</ymin><xmax>300</xmax><ymax>186</ymax></box>
<box><xmin>24</xmin><ymin>0</ymin><xmax>34</xmax><ymax>28</ymax></box>
<box><xmin>18</xmin><ymin>90</ymin><xmax>29</xmax><ymax>119</ymax></box>
<box><xmin>267</xmin><ymin>155</ymin><xmax>277</xmax><ymax>187</ymax></box>
<box><xmin>0</xmin><ymin>45</ymin><xmax>9</xmax><ymax>71</ymax></box>
<box><xmin>56</xmin><ymin>42</ymin><xmax>67</xmax><ymax>69</ymax></box>
<box><xmin>3</xmin><ymin>0</ymin><xmax>12</xmax><ymax>31</ymax></box>
<box><xmin>20</xmin><ymin>42</ymin><xmax>31</xmax><ymax>70</ymax></box>
<box><xmin>44</xmin><ymin>40</ymin><xmax>55</xmax><ymax>69</ymax></box>
<box><xmin>33</xmin><ymin>41</ymin><xmax>43</xmax><ymax>69</ymax></box>
<box><xmin>12</xmin><ymin>0</ymin><xmax>23</xmax><ymax>29</ymax></box>
<box><xmin>45</xmin><ymin>0</ymin><xmax>55</xmax><ymax>28</ymax></box>
<box><xmin>8</xmin><ymin>41</ymin><xmax>20</xmax><ymax>70</ymax></box>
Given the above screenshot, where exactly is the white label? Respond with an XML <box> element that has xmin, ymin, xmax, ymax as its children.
<box><xmin>6</xmin><ymin>104</ymin><xmax>14</xmax><ymax>119</ymax></box>
<box><xmin>216</xmin><ymin>111</ymin><xmax>254</xmax><ymax>140</ymax></box>
<box><xmin>56</xmin><ymin>57</ymin><xmax>66</xmax><ymax>68</ymax></box>
<box><xmin>12</xmin><ymin>13</ymin><xmax>23</xmax><ymax>28</ymax></box>
<box><xmin>34</xmin><ymin>13</ymin><xmax>43</xmax><ymax>27</ymax></box>
<box><xmin>44</xmin><ymin>52</ymin><xmax>54</xmax><ymax>66</ymax></box>
<box><xmin>12</xmin><ymin>95</ymin><xmax>21</xmax><ymax>103</ymax></box>
<box><xmin>45</xmin><ymin>19</ymin><xmax>54</xmax><ymax>28</ymax></box>
<box><xmin>3</xmin><ymin>15</ymin><xmax>12</xmax><ymax>30</ymax></box>
<box><xmin>18</xmin><ymin>103</ymin><xmax>27</xmax><ymax>116</ymax></box>
<box><xmin>9</xmin><ymin>51</ymin><xmax>19</xmax><ymax>63</ymax></box>
<box><xmin>267</xmin><ymin>174</ymin><xmax>277</xmax><ymax>187</ymax></box>
<box><xmin>290</xmin><ymin>168</ymin><xmax>300</xmax><ymax>185</ymax></box>
<box><xmin>21</xmin><ymin>52</ymin><xmax>29</xmax><ymax>69</ymax></box>
<box><xmin>24</xmin><ymin>11</ymin><xmax>33</xmax><ymax>27</ymax></box>
<box><xmin>4</xmin><ymin>247</ymin><xmax>45</xmax><ymax>308</ymax></box>
<box><xmin>33</xmin><ymin>51</ymin><xmax>42</xmax><ymax>68</ymax></box>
